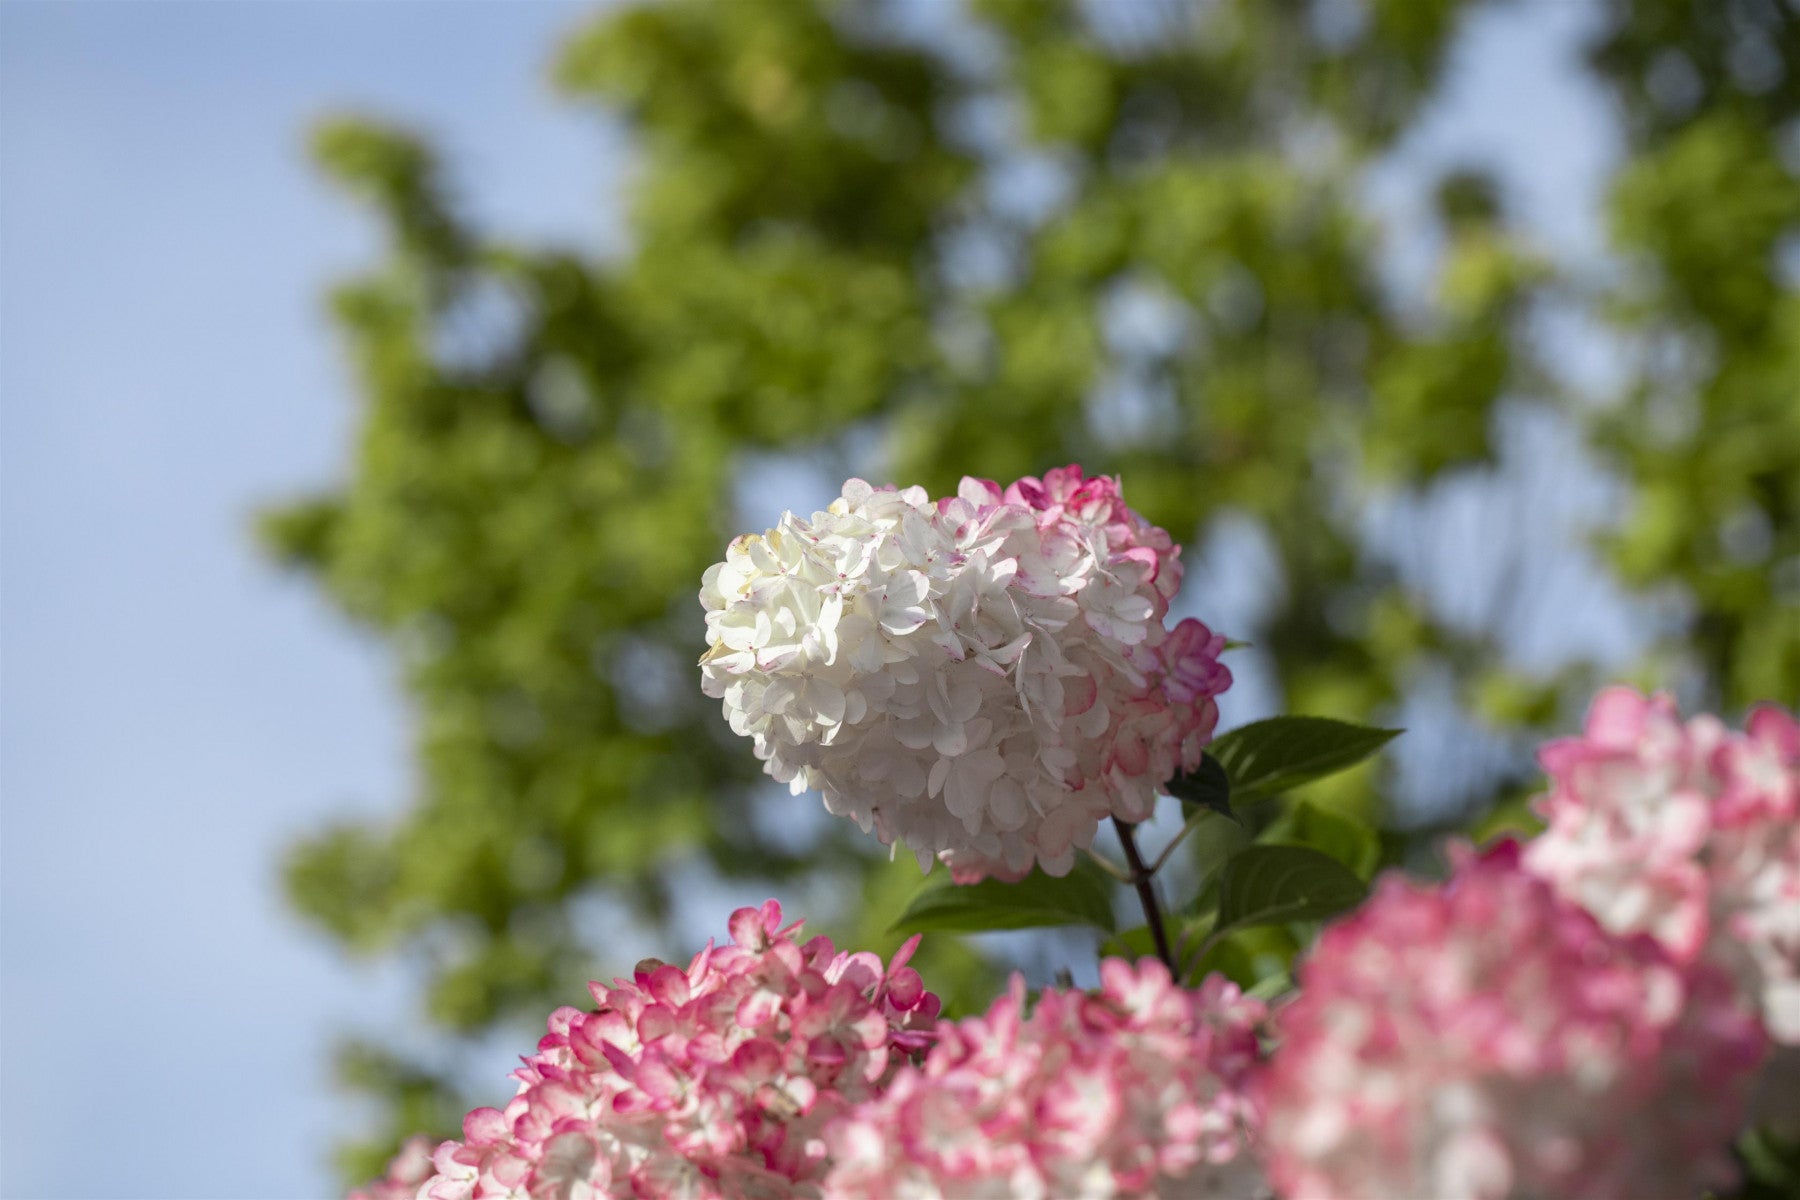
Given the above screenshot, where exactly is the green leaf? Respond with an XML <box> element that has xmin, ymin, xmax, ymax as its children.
<box><xmin>1736</xmin><ymin>1126</ymin><xmax>1800</xmax><ymax>1197</ymax></box>
<box><xmin>1269</xmin><ymin>800</ymin><xmax>1381</xmax><ymax>880</ymax></box>
<box><xmin>1206</xmin><ymin>716</ymin><xmax>1401</xmax><ymax>806</ymax></box>
<box><xmin>1165</xmin><ymin>753</ymin><xmax>1235</xmax><ymax>821</ymax></box>
<box><xmin>1213</xmin><ymin>845</ymin><xmax>1368</xmax><ymax>939</ymax></box>
<box><xmin>1190</xmin><ymin>812</ymin><xmax>1253</xmax><ymax>884</ymax></box>
<box><xmin>1099</xmin><ymin>923</ymin><xmax>1160</xmax><ymax>960</ymax></box>
<box><xmin>890</xmin><ymin>858</ymin><xmax>1117</xmax><ymax>934</ymax></box>
<box><xmin>1184</xmin><ymin>923</ymin><xmax>1299</xmax><ymax>991</ymax></box>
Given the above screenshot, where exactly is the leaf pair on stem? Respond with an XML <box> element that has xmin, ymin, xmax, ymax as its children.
<box><xmin>891</xmin><ymin>716</ymin><xmax>1400</xmax><ymax>986</ymax></box>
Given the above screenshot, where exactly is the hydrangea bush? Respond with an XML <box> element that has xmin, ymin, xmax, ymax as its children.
<box><xmin>359</xmin><ymin>467</ymin><xmax>1800</xmax><ymax>1199</ymax></box>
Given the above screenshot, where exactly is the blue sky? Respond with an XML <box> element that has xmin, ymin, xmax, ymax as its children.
<box><xmin>0</xmin><ymin>3</ymin><xmax>1617</xmax><ymax>1197</ymax></box>
<box><xmin>1</xmin><ymin>5</ymin><xmax>610</xmax><ymax>1195</ymax></box>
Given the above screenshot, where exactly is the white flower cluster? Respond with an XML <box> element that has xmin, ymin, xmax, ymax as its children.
<box><xmin>700</xmin><ymin>467</ymin><xmax>1229</xmax><ymax>880</ymax></box>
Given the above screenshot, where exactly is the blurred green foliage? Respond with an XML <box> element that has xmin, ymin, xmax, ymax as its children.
<box><xmin>262</xmin><ymin>0</ymin><xmax>1799</xmax><ymax>1180</ymax></box>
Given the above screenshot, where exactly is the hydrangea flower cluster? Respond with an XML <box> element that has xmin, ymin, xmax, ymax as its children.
<box><xmin>1524</xmin><ymin>686</ymin><xmax>1800</xmax><ymax>1042</ymax></box>
<box><xmin>409</xmin><ymin>901</ymin><xmax>939</xmax><ymax>1200</ymax></box>
<box><xmin>1258</xmin><ymin>844</ymin><xmax>1767</xmax><ymax>1200</ymax></box>
<box><xmin>823</xmin><ymin>959</ymin><xmax>1267</xmax><ymax>1199</ymax></box>
<box><xmin>700</xmin><ymin>465</ymin><xmax>1231</xmax><ymax>880</ymax></box>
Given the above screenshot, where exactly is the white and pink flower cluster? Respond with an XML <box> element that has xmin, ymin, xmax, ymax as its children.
<box><xmin>1259</xmin><ymin>843</ymin><xmax>1768</xmax><ymax>1200</ymax></box>
<box><xmin>407</xmin><ymin>901</ymin><xmax>940</xmax><ymax>1200</ymax></box>
<box><xmin>699</xmin><ymin>465</ymin><xmax>1230</xmax><ymax>881</ymax></box>
<box><xmin>377</xmin><ymin>910</ymin><xmax>1269</xmax><ymax>1200</ymax></box>
<box><xmin>1524</xmin><ymin>686</ymin><xmax>1800</xmax><ymax>1043</ymax></box>
<box><xmin>824</xmin><ymin>960</ymin><xmax>1267</xmax><ymax>1199</ymax></box>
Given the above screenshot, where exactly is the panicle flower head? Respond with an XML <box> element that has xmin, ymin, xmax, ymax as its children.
<box><xmin>410</xmin><ymin>900</ymin><xmax>940</xmax><ymax>1200</ymax></box>
<box><xmin>1525</xmin><ymin>686</ymin><xmax>1800</xmax><ymax>1041</ymax></box>
<box><xmin>823</xmin><ymin>958</ymin><xmax>1268</xmax><ymax>1199</ymax></box>
<box><xmin>699</xmin><ymin>465</ymin><xmax>1231</xmax><ymax>881</ymax></box>
<box><xmin>1259</xmin><ymin>844</ymin><xmax>1767</xmax><ymax>1200</ymax></box>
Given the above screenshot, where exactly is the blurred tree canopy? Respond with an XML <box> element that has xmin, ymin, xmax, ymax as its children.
<box><xmin>262</xmin><ymin>0</ymin><xmax>1799</xmax><ymax>1180</ymax></box>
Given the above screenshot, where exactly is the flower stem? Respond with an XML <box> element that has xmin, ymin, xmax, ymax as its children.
<box><xmin>1112</xmin><ymin>817</ymin><xmax>1175</xmax><ymax>974</ymax></box>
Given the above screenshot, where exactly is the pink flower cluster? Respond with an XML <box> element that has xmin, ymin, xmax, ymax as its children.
<box><xmin>408</xmin><ymin>901</ymin><xmax>939</xmax><ymax>1200</ymax></box>
<box><xmin>942</xmin><ymin>469</ymin><xmax>1233</xmax><ymax>881</ymax></box>
<box><xmin>700</xmin><ymin>464</ymin><xmax>1232</xmax><ymax>881</ymax></box>
<box><xmin>975</xmin><ymin>468</ymin><xmax>1234</xmax><ymax>821</ymax></box>
<box><xmin>1524</xmin><ymin>686</ymin><xmax>1800</xmax><ymax>1042</ymax></box>
<box><xmin>1259</xmin><ymin>844</ymin><xmax>1767</xmax><ymax>1200</ymax></box>
<box><xmin>824</xmin><ymin>959</ymin><xmax>1267</xmax><ymax>1199</ymax></box>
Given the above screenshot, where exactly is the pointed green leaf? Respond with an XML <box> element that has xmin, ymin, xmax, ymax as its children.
<box><xmin>1165</xmin><ymin>753</ymin><xmax>1235</xmax><ymax>821</ymax></box>
<box><xmin>1206</xmin><ymin>716</ymin><xmax>1401</xmax><ymax>806</ymax></box>
<box><xmin>1213</xmin><ymin>845</ymin><xmax>1367</xmax><ymax>939</ymax></box>
<box><xmin>890</xmin><ymin>858</ymin><xmax>1117</xmax><ymax>934</ymax></box>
